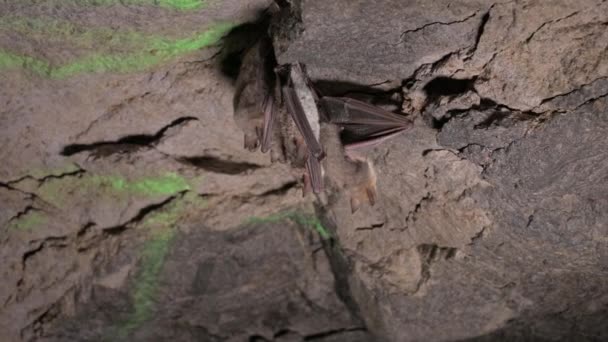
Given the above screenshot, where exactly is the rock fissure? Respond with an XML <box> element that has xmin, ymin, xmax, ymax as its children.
<box><xmin>61</xmin><ymin>116</ymin><xmax>198</xmax><ymax>156</ymax></box>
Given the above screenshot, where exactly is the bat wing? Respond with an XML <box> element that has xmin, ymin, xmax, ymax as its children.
<box><xmin>260</xmin><ymin>92</ymin><xmax>275</xmax><ymax>153</ymax></box>
<box><xmin>283</xmin><ymin>85</ymin><xmax>325</xmax><ymax>159</ymax></box>
<box><xmin>306</xmin><ymin>153</ymin><xmax>324</xmax><ymax>194</ymax></box>
<box><xmin>321</xmin><ymin>96</ymin><xmax>412</xmax><ymax>149</ymax></box>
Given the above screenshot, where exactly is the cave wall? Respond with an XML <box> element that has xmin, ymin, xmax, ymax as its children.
<box><xmin>1</xmin><ymin>0</ymin><xmax>607</xmax><ymax>341</ymax></box>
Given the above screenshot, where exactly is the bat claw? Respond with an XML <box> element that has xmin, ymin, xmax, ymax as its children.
<box><xmin>244</xmin><ymin>133</ymin><xmax>259</xmax><ymax>151</ymax></box>
<box><xmin>366</xmin><ymin>187</ymin><xmax>377</xmax><ymax>206</ymax></box>
<box><xmin>350</xmin><ymin>197</ymin><xmax>361</xmax><ymax>213</ymax></box>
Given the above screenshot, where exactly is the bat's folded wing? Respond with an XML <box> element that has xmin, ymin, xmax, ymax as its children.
<box><xmin>283</xmin><ymin>86</ymin><xmax>325</xmax><ymax>159</ymax></box>
<box><xmin>321</xmin><ymin>96</ymin><xmax>413</xmax><ymax>149</ymax></box>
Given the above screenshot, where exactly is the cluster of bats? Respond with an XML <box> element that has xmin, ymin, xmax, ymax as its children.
<box><xmin>233</xmin><ymin>35</ymin><xmax>413</xmax><ymax>212</ymax></box>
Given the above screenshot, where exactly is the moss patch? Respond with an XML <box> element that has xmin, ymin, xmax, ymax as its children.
<box><xmin>107</xmin><ymin>192</ymin><xmax>205</xmax><ymax>339</ymax></box>
<box><xmin>141</xmin><ymin>191</ymin><xmax>207</xmax><ymax>229</ymax></box>
<box><xmin>0</xmin><ymin>21</ymin><xmax>234</xmax><ymax>77</ymax></box>
<box><xmin>8</xmin><ymin>211</ymin><xmax>47</xmax><ymax>231</ymax></box>
<box><xmin>247</xmin><ymin>211</ymin><xmax>331</xmax><ymax>240</ymax></box>
<box><xmin>37</xmin><ymin>172</ymin><xmax>192</xmax><ymax>207</ymax></box>
<box><xmin>4</xmin><ymin>0</ymin><xmax>208</xmax><ymax>11</ymax></box>
<box><xmin>114</xmin><ymin>228</ymin><xmax>176</xmax><ymax>339</ymax></box>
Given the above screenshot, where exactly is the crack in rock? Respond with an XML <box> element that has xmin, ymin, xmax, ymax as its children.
<box><xmin>177</xmin><ymin>156</ymin><xmax>263</xmax><ymax>175</ymax></box>
<box><xmin>399</xmin><ymin>11</ymin><xmax>479</xmax><ymax>40</ymax></box>
<box><xmin>303</xmin><ymin>326</ymin><xmax>367</xmax><ymax>340</ymax></box>
<box><xmin>61</xmin><ymin>116</ymin><xmax>198</xmax><ymax>156</ymax></box>
<box><xmin>103</xmin><ymin>192</ymin><xmax>185</xmax><ymax>234</ymax></box>
<box><xmin>537</xmin><ymin>76</ymin><xmax>608</xmax><ymax>107</ymax></box>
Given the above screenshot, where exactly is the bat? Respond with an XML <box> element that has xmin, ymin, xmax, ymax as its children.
<box><xmin>235</xmin><ymin>39</ymin><xmax>411</xmax><ymax>203</ymax></box>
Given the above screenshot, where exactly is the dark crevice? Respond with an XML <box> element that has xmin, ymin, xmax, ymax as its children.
<box><xmin>8</xmin><ymin>205</ymin><xmax>40</xmax><ymax>223</ymax></box>
<box><xmin>423</xmin><ymin>77</ymin><xmax>476</xmax><ymax>97</ymax></box>
<box><xmin>60</xmin><ymin>117</ymin><xmax>197</xmax><ymax>157</ymax></box>
<box><xmin>315</xmin><ymin>205</ymin><xmax>369</xmax><ymax>329</ymax></box>
<box><xmin>469</xmin><ymin>226</ymin><xmax>488</xmax><ymax>245</ymax></box>
<box><xmin>467</xmin><ymin>9</ymin><xmax>491</xmax><ymax>58</ymax></box>
<box><xmin>22</xmin><ymin>243</ymin><xmax>45</xmax><ymax>267</ymax></box>
<box><xmin>405</xmin><ymin>193</ymin><xmax>432</xmax><ymax>224</ymax></box>
<box><xmin>572</xmin><ymin>92</ymin><xmax>608</xmax><ymax>111</ymax></box>
<box><xmin>4</xmin><ymin>165</ymin><xmax>85</xmax><ymax>187</ymax></box>
<box><xmin>103</xmin><ymin>193</ymin><xmax>184</xmax><ymax>234</ymax></box>
<box><xmin>304</xmin><ymin>327</ymin><xmax>367</xmax><ymax>340</ymax></box>
<box><xmin>258</xmin><ymin>181</ymin><xmax>298</xmax><ymax>197</ymax></box>
<box><xmin>355</xmin><ymin>223</ymin><xmax>385</xmax><ymax>232</ymax></box>
<box><xmin>399</xmin><ymin>11</ymin><xmax>479</xmax><ymax>39</ymax></box>
<box><xmin>178</xmin><ymin>156</ymin><xmax>262</xmax><ymax>175</ymax></box>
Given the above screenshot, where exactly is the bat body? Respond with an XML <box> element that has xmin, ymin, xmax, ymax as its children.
<box><xmin>233</xmin><ymin>38</ymin><xmax>274</xmax><ymax>151</ymax></box>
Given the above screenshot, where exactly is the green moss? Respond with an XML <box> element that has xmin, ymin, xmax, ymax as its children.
<box><xmin>0</xmin><ymin>21</ymin><xmax>234</xmax><ymax>77</ymax></box>
<box><xmin>3</xmin><ymin>0</ymin><xmax>207</xmax><ymax>10</ymax></box>
<box><xmin>247</xmin><ymin>211</ymin><xmax>331</xmax><ymax>240</ymax></box>
<box><xmin>115</xmin><ymin>228</ymin><xmax>176</xmax><ymax>339</ymax></box>
<box><xmin>8</xmin><ymin>211</ymin><xmax>47</xmax><ymax>231</ymax></box>
<box><xmin>141</xmin><ymin>192</ymin><xmax>206</xmax><ymax>228</ymax></box>
<box><xmin>157</xmin><ymin>0</ymin><xmax>206</xmax><ymax>10</ymax></box>
<box><xmin>37</xmin><ymin>172</ymin><xmax>192</xmax><ymax>206</ymax></box>
<box><xmin>105</xmin><ymin>172</ymin><xmax>191</xmax><ymax>196</ymax></box>
<box><xmin>107</xmin><ymin>192</ymin><xmax>207</xmax><ymax>339</ymax></box>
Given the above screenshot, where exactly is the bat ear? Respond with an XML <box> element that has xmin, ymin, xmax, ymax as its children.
<box><xmin>244</xmin><ymin>133</ymin><xmax>259</xmax><ymax>151</ymax></box>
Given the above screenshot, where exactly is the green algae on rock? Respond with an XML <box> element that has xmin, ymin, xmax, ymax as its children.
<box><xmin>7</xmin><ymin>211</ymin><xmax>47</xmax><ymax>231</ymax></box>
<box><xmin>0</xmin><ymin>22</ymin><xmax>234</xmax><ymax>78</ymax></box>
<box><xmin>140</xmin><ymin>191</ymin><xmax>207</xmax><ymax>229</ymax></box>
<box><xmin>5</xmin><ymin>0</ymin><xmax>208</xmax><ymax>11</ymax></box>
<box><xmin>112</xmin><ymin>228</ymin><xmax>176</xmax><ymax>340</ymax></box>
<box><xmin>37</xmin><ymin>172</ymin><xmax>192</xmax><ymax>207</ymax></box>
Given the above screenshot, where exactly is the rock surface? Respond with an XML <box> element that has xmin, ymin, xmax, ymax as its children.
<box><xmin>1</xmin><ymin>0</ymin><xmax>607</xmax><ymax>341</ymax></box>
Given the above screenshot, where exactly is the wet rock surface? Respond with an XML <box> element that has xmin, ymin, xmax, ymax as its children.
<box><xmin>1</xmin><ymin>0</ymin><xmax>607</xmax><ymax>341</ymax></box>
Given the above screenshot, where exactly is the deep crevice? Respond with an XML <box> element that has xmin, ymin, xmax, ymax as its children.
<box><xmin>304</xmin><ymin>327</ymin><xmax>367</xmax><ymax>340</ymax></box>
<box><xmin>423</xmin><ymin>77</ymin><xmax>476</xmax><ymax>98</ymax></box>
<box><xmin>103</xmin><ymin>193</ymin><xmax>184</xmax><ymax>234</ymax></box>
<box><xmin>178</xmin><ymin>156</ymin><xmax>262</xmax><ymax>175</ymax></box>
<box><xmin>258</xmin><ymin>180</ymin><xmax>298</xmax><ymax>197</ymax></box>
<box><xmin>399</xmin><ymin>11</ymin><xmax>479</xmax><ymax>39</ymax></box>
<box><xmin>315</xmin><ymin>205</ymin><xmax>369</xmax><ymax>330</ymax></box>
<box><xmin>60</xmin><ymin>117</ymin><xmax>197</xmax><ymax>157</ymax></box>
<box><xmin>469</xmin><ymin>10</ymin><xmax>491</xmax><ymax>57</ymax></box>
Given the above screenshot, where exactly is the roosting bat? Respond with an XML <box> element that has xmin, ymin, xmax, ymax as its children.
<box><xmin>233</xmin><ymin>40</ymin><xmax>412</xmax><ymax>208</ymax></box>
<box><xmin>233</xmin><ymin>37</ymin><xmax>274</xmax><ymax>152</ymax></box>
